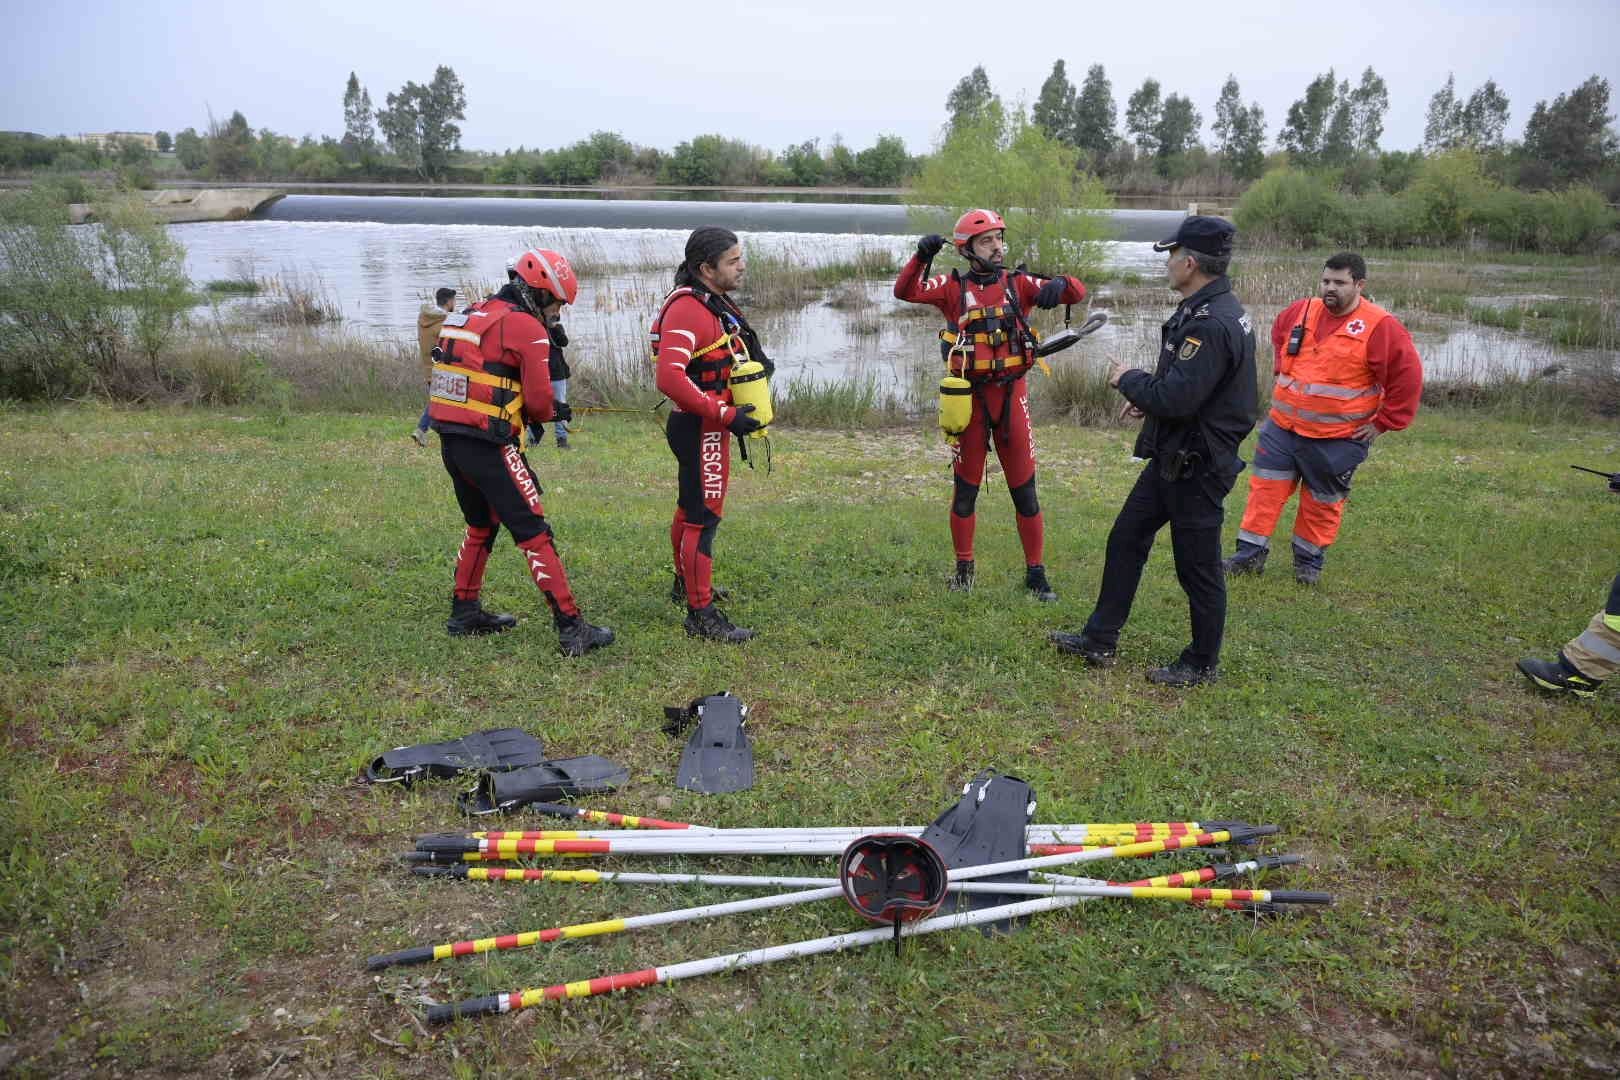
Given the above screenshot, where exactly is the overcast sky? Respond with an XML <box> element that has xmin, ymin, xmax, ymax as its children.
<box><xmin>6</xmin><ymin>0</ymin><xmax>1617</xmax><ymax>159</ymax></box>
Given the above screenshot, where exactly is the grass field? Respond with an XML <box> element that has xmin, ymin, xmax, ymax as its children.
<box><xmin>2</xmin><ymin>404</ymin><xmax>1618</xmax><ymax>1077</ymax></box>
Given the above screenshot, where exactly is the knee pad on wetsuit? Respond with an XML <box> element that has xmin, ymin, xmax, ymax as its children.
<box><xmin>952</xmin><ymin>476</ymin><xmax>980</xmax><ymax>518</ymax></box>
<box><xmin>1010</xmin><ymin>477</ymin><xmax>1040</xmax><ymax>518</ymax></box>
<box><xmin>696</xmin><ymin>516</ymin><xmax>721</xmax><ymax>556</ymax></box>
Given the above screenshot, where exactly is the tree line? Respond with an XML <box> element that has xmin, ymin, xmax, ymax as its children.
<box><xmin>0</xmin><ymin>66</ymin><xmax>917</xmax><ymax>190</ymax></box>
<box><xmin>2</xmin><ymin>63</ymin><xmax>1614</xmax><ymax>201</ymax></box>
<box><xmin>955</xmin><ymin>62</ymin><xmax>1617</xmax><ymax>199</ymax></box>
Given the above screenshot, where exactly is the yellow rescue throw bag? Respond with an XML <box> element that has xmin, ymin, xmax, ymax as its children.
<box><xmin>728</xmin><ymin>359</ymin><xmax>773</xmax><ymax>436</ymax></box>
<box><xmin>939</xmin><ymin>374</ymin><xmax>973</xmax><ymax>439</ymax></box>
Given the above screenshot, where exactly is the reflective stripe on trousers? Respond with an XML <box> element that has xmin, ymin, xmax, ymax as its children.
<box><xmin>1566</xmin><ymin>610</ymin><xmax>1620</xmax><ymax>679</ymax></box>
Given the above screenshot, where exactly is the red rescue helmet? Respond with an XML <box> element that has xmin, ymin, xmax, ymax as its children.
<box><xmin>952</xmin><ymin>208</ymin><xmax>1007</xmax><ymax>251</ymax></box>
<box><xmin>512</xmin><ymin>248</ymin><xmax>578</xmax><ymax>305</ymax></box>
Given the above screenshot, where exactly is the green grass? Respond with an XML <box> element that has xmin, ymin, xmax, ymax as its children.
<box><xmin>2</xmin><ymin>404</ymin><xmax>1619</xmax><ymax>1077</ymax></box>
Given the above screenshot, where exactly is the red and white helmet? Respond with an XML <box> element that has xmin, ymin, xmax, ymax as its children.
<box><xmin>952</xmin><ymin>208</ymin><xmax>1007</xmax><ymax>251</ymax></box>
<box><xmin>512</xmin><ymin>248</ymin><xmax>578</xmax><ymax>305</ymax></box>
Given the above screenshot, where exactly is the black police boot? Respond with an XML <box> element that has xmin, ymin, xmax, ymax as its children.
<box><xmin>556</xmin><ymin>612</ymin><xmax>614</xmax><ymax>657</ymax></box>
<box><xmin>1222</xmin><ymin>540</ymin><xmax>1268</xmax><ymax>577</ymax></box>
<box><xmin>684</xmin><ymin>604</ymin><xmax>755</xmax><ymax>643</ymax></box>
<box><xmin>948</xmin><ymin>559</ymin><xmax>975</xmax><ymax>592</ymax></box>
<box><xmin>669</xmin><ymin>573</ymin><xmax>730</xmax><ymax>605</ymax></box>
<box><xmin>1517</xmin><ymin>655</ymin><xmax>1604</xmax><ymax>698</ymax></box>
<box><xmin>1146</xmin><ymin>660</ymin><xmax>1221</xmax><ymax>688</ymax></box>
<box><xmin>1025</xmin><ymin>564</ymin><xmax>1057</xmax><ymax>602</ymax></box>
<box><xmin>1049</xmin><ymin>631</ymin><xmax>1117</xmax><ymax>667</ymax></box>
<box><xmin>447</xmin><ymin>598</ymin><xmax>518</xmax><ymax>637</ymax></box>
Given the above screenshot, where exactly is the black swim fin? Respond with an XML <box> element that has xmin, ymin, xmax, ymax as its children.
<box><xmin>458</xmin><ymin>755</ymin><xmax>629</xmax><ymax>815</ymax></box>
<box><xmin>364</xmin><ymin>728</ymin><xmax>545</xmax><ymax>786</ymax></box>
<box><xmin>669</xmin><ymin>692</ymin><xmax>754</xmax><ymax>795</ymax></box>
<box><xmin>921</xmin><ymin>770</ymin><xmax>1035</xmax><ymax>932</ymax></box>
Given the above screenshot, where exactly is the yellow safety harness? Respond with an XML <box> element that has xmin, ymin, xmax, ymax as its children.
<box><xmin>938</xmin><ymin>276</ymin><xmax>1050</xmax><ymax>377</ymax></box>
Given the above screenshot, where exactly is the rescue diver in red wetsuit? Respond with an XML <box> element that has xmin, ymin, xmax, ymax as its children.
<box><xmin>427</xmin><ymin>248</ymin><xmax>614</xmax><ymax>656</ymax></box>
<box><xmin>651</xmin><ymin>227</ymin><xmax>770</xmax><ymax>643</ymax></box>
<box><xmin>894</xmin><ymin>209</ymin><xmax>1087</xmax><ymax>600</ymax></box>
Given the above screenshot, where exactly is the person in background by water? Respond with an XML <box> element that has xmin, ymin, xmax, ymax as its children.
<box><xmin>650</xmin><ymin>226</ymin><xmax>770</xmax><ymax>643</ymax></box>
<box><xmin>427</xmin><ymin>249</ymin><xmax>613</xmax><ymax>657</ymax></box>
<box><xmin>526</xmin><ymin>321</ymin><xmax>572</xmax><ymax>450</ymax></box>
<box><xmin>1050</xmin><ymin>216</ymin><xmax>1258</xmax><ymax>688</ymax></box>
<box><xmin>412</xmin><ymin>287</ymin><xmax>456</xmax><ymax>447</ymax></box>
<box><xmin>893</xmin><ymin>208</ymin><xmax>1086</xmax><ymax>602</ymax></box>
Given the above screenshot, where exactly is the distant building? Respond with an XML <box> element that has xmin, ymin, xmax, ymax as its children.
<box><xmin>77</xmin><ymin>132</ymin><xmax>158</xmax><ymax>151</ymax></box>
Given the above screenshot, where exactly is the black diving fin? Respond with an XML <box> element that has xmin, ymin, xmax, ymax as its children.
<box><xmin>364</xmin><ymin>728</ymin><xmax>545</xmax><ymax>786</ymax></box>
<box><xmin>457</xmin><ymin>755</ymin><xmax>630</xmax><ymax>815</ymax></box>
<box><xmin>920</xmin><ymin>770</ymin><xmax>1036</xmax><ymax>931</ymax></box>
<box><xmin>1034</xmin><ymin>310</ymin><xmax>1109</xmax><ymax>357</ymax></box>
<box><xmin>668</xmin><ymin>692</ymin><xmax>754</xmax><ymax>795</ymax></box>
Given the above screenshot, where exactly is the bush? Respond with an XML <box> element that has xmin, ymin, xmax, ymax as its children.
<box><xmin>1537</xmin><ymin>187</ymin><xmax>1616</xmax><ymax>253</ymax></box>
<box><xmin>0</xmin><ymin>187</ymin><xmax>192</xmax><ymax>400</ymax></box>
<box><xmin>1235</xmin><ymin>153</ymin><xmax>1617</xmax><ymax>254</ymax></box>
<box><xmin>1233</xmin><ymin>169</ymin><xmax>1345</xmax><ymax>246</ymax></box>
<box><xmin>1406</xmin><ymin>150</ymin><xmax>1498</xmax><ymax>244</ymax></box>
<box><xmin>1357</xmin><ymin>190</ymin><xmax>1422</xmax><ymax>246</ymax></box>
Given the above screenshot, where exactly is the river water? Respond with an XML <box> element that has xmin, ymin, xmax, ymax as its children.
<box><xmin>167</xmin><ymin>196</ymin><xmax>1593</xmax><ymax>395</ymax></box>
<box><xmin>172</xmin><ymin>213</ymin><xmax>1170</xmax><ymax>399</ymax></box>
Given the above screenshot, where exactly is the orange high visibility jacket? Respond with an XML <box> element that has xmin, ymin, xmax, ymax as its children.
<box><xmin>1269</xmin><ymin>299</ymin><xmax>1390</xmax><ymax>439</ymax></box>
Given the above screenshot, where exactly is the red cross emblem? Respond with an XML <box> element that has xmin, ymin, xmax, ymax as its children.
<box><xmin>1347</xmin><ymin>319</ymin><xmax>1366</xmax><ymax>335</ymax></box>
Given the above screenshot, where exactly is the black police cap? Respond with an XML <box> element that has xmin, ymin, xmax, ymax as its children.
<box><xmin>1152</xmin><ymin>215</ymin><xmax>1235</xmax><ymax>257</ymax></box>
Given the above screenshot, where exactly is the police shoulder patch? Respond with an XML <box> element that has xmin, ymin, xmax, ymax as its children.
<box><xmin>1178</xmin><ymin>336</ymin><xmax>1203</xmax><ymax>361</ymax></box>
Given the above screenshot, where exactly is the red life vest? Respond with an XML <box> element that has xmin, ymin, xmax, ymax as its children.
<box><xmin>427</xmin><ymin>299</ymin><xmax>528</xmax><ymax>443</ymax></box>
<box><xmin>938</xmin><ymin>270</ymin><xmax>1039</xmax><ymax>379</ymax></box>
<box><xmin>649</xmin><ymin>286</ymin><xmax>747</xmax><ymax>397</ymax></box>
<box><xmin>1270</xmin><ymin>299</ymin><xmax>1389</xmax><ymax>439</ymax></box>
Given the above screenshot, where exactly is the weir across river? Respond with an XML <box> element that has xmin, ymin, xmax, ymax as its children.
<box><xmin>259</xmin><ymin>194</ymin><xmax>1188</xmax><ymax>241</ymax></box>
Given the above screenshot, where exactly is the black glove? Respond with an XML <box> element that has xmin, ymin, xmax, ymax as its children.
<box><xmin>1034</xmin><ymin>277</ymin><xmax>1067</xmax><ymax>309</ymax></box>
<box><xmin>547</xmin><ymin>321</ymin><xmax>569</xmax><ymax>348</ymax></box>
<box><xmin>726</xmin><ymin>404</ymin><xmax>763</xmax><ymax>437</ymax></box>
<box><xmin>551</xmin><ymin>401</ymin><xmax>572</xmax><ymax>424</ymax></box>
<box><xmin>916</xmin><ymin>234</ymin><xmax>945</xmax><ymax>262</ymax></box>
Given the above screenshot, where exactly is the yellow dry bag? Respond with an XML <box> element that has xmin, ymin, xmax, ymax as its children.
<box><xmin>939</xmin><ymin>374</ymin><xmax>973</xmax><ymax>440</ymax></box>
<box><xmin>728</xmin><ymin>359</ymin><xmax>773</xmax><ymax>436</ymax></box>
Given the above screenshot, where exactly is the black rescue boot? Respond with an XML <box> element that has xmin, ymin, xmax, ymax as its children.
<box><xmin>669</xmin><ymin>573</ymin><xmax>729</xmax><ymax>605</ymax></box>
<box><xmin>948</xmin><ymin>559</ymin><xmax>975</xmax><ymax>592</ymax></box>
<box><xmin>556</xmin><ymin>613</ymin><xmax>614</xmax><ymax>657</ymax></box>
<box><xmin>1222</xmin><ymin>540</ymin><xmax>1268</xmax><ymax>577</ymax></box>
<box><xmin>447</xmin><ymin>598</ymin><xmax>518</xmax><ymax>637</ymax></box>
<box><xmin>1517</xmin><ymin>655</ymin><xmax>1603</xmax><ymax>698</ymax></box>
<box><xmin>1025</xmin><ymin>564</ymin><xmax>1057</xmax><ymax>602</ymax></box>
<box><xmin>684</xmin><ymin>604</ymin><xmax>755</xmax><ymax>643</ymax></box>
<box><xmin>1049</xmin><ymin>631</ymin><xmax>1117</xmax><ymax>667</ymax></box>
<box><xmin>1291</xmin><ymin>542</ymin><xmax>1324</xmax><ymax>586</ymax></box>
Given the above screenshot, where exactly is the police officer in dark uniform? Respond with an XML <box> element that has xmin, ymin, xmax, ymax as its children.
<box><xmin>1050</xmin><ymin>216</ymin><xmax>1258</xmax><ymax>687</ymax></box>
